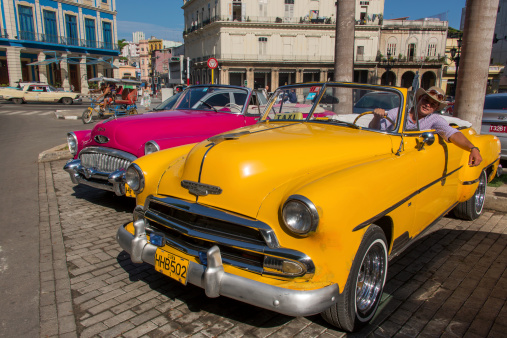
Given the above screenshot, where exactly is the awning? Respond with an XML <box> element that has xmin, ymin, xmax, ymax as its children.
<box><xmin>28</xmin><ymin>53</ymin><xmax>118</xmax><ymax>69</ymax></box>
<box><xmin>279</xmin><ymin>69</ymin><xmax>296</xmax><ymax>74</ymax></box>
<box><xmin>88</xmin><ymin>77</ymin><xmax>142</xmax><ymax>85</ymax></box>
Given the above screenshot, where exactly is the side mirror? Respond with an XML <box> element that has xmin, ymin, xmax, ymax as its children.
<box><xmin>418</xmin><ymin>132</ymin><xmax>435</xmax><ymax>150</ymax></box>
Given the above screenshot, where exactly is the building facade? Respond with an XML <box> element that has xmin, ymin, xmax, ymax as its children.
<box><xmin>182</xmin><ymin>0</ymin><xmax>448</xmax><ymax>90</ymax></box>
<box><xmin>132</xmin><ymin>30</ymin><xmax>144</xmax><ymax>44</ymax></box>
<box><xmin>0</xmin><ymin>0</ymin><xmax>120</xmax><ymax>93</ymax></box>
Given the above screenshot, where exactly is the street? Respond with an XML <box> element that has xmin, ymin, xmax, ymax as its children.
<box><xmin>0</xmin><ymin>102</ymin><xmax>506</xmax><ymax>337</ymax></box>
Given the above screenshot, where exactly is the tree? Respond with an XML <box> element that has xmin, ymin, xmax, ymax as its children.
<box><xmin>454</xmin><ymin>0</ymin><xmax>499</xmax><ymax>132</ymax></box>
<box><xmin>118</xmin><ymin>39</ymin><xmax>128</xmax><ymax>51</ymax></box>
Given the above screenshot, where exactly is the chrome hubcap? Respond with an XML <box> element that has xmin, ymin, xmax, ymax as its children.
<box><xmin>356</xmin><ymin>242</ymin><xmax>386</xmax><ymax>315</ymax></box>
<box><xmin>475</xmin><ymin>172</ymin><xmax>486</xmax><ymax>215</ymax></box>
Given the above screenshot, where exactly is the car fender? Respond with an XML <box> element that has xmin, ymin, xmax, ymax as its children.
<box><xmin>134</xmin><ymin>143</ymin><xmax>198</xmax><ymax>206</ymax></box>
<box><xmin>72</xmin><ymin>129</ymin><xmax>92</xmax><ymax>159</ymax></box>
<box><xmin>455</xmin><ymin>129</ymin><xmax>501</xmax><ymax>202</ymax></box>
<box><xmin>256</xmin><ymin>153</ymin><xmax>418</xmax><ymax>289</ymax></box>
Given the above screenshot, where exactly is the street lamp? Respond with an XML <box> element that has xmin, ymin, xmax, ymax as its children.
<box><xmin>450</xmin><ymin>36</ymin><xmax>462</xmax><ymax>97</ymax></box>
<box><xmin>381</xmin><ymin>50</ymin><xmax>396</xmax><ymax>85</ymax></box>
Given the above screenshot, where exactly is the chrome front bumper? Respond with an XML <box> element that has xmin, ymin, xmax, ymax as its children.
<box><xmin>64</xmin><ymin>159</ymin><xmax>127</xmax><ymax>196</ymax></box>
<box><xmin>116</xmin><ymin>221</ymin><xmax>340</xmax><ymax>317</ymax></box>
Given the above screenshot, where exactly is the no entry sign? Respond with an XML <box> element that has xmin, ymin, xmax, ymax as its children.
<box><xmin>207</xmin><ymin>58</ymin><xmax>218</xmax><ymax>69</ymax></box>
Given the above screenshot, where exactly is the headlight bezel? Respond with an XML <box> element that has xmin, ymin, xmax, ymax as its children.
<box><xmin>125</xmin><ymin>163</ymin><xmax>145</xmax><ymax>194</ymax></box>
<box><xmin>67</xmin><ymin>132</ymin><xmax>78</xmax><ymax>155</ymax></box>
<box><xmin>144</xmin><ymin>140</ymin><xmax>160</xmax><ymax>155</ymax></box>
<box><xmin>282</xmin><ymin>195</ymin><xmax>319</xmax><ymax>237</ymax></box>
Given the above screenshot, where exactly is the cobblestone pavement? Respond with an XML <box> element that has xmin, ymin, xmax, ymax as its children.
<box><xmin>40</xmin><ymin>160</ymin><xmax>507</xmax><ymax>337</ymax></box>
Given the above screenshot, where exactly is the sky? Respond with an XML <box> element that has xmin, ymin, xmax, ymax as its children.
<box><xmin>115</xmin><ymin>0</ymin><xmax>467</xmax><ymax>42</ymax></box>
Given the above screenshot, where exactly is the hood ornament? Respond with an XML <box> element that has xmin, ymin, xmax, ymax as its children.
<box><xmin>208</xmin><ymin>131</ymin><xmax>251</xmax><ymax>145</ymax></box>
<box><xmin>181</xmin><ymin>180</ymin><xmax>222</xmax><ymax>196</ymax></box>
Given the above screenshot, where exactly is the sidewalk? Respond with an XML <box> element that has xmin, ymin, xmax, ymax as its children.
<box><xmin>37</xmin><ymin>159</ymin><xmax>507</xmax><ymax>337</ymax></box>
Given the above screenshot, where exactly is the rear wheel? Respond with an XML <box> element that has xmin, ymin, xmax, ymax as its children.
<box><xmin>321</xmin><ymin>225</ymin><xmax>388</xmax><ymax>332</ymax></box>
<box><xmin>453</xmin><ymin>170</ymin><xmax>487</xmax><ymax>220</ymax></box>
<box><xmin>61</xmin><ymin>97</ymin><xmax>73</xmax><ymax>105</ymax></box>
<box><xmin>82</xmin><ymin>109</ymin><xmax>93</xmax><ymax>124</ymax></box>
<box><xmin>127</xmin><ymin>108</ymin><xmax>138</xmax><ymax>115</ymax></box>
<box><xmin>12</xmin><ymin>98</ymin><xmax>24</xmax><ymax>104</ymax></box>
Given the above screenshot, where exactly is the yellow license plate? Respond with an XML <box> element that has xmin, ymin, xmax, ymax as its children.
<box><xmin>125</xmin><ymin>184</ymin><xmax>135</xmax><ymax>197</ymax></box>
<box><xmin>154</xmin><ymin>247</ymin><xmax>189</xmax><ymax>285</ymax></box>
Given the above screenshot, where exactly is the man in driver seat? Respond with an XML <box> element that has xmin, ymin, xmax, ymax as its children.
<box><xmin>368</xmin><ymin>86</ymin><xmax>482</xmax><ymax>167</ymax></box>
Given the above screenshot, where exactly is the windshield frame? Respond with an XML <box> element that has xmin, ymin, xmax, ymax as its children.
<box><xmin>259</xmin><ymin>82</ymin><xmax>406</xmax><ymax>134</ymax></box>
<box><xmin>172</xmin><ymin>84</ymin><xmax>253</xmax><ymax>115</ymax></box>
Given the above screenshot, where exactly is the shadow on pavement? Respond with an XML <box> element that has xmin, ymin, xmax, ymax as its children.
<box><xmin>70</xmin><ymin>184</ymin><xmax>136</xmax><ymax>213</ymax></box>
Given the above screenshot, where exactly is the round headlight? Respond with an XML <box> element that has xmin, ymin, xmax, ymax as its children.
<box><xmin>144</xmin><ymin>141</ymin><xmax>160</xmax><ymax>155</ymax></box>
<box><xmin>282</xmin><ymin>195</ymin><xmax>319</xmax><ymax>236</ymax></box>
<box><xmin>125</xmin><ymin>163</ymin><xmax>144</xmax><ymax>193</ymax></box>
<box><xmin>67</xmin><ymin>132</ymin><xmax>78</xmax><ymax>155</ymax></box>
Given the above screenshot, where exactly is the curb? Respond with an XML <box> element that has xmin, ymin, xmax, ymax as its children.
<box><xmin>38</xmin><ymin>143</ymin><xmax>73</xmax><ymax>163</ymax></box>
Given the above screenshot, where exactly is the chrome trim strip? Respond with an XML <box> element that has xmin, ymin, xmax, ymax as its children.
<box><xmin>116</xmin><ymin>223</ymin><xmax>339</xmax><ymax>317</ymax></box>
<box><xmin>463</xmin><ymin>158</ymin><xmax>500</xmax><ymax>185</ymax></box>
<box><xmin>79</xmin><ymin>146</ymin><xmax>138</xmax><ymax>162</ymax></box>
<box><xmin>353</xmin><ymin>165</ymin><xmax>463</xmax><ymax>232</ymax></box>
<box><xmin>146</xmin><ymin>196</ymin><xmax>276</xmax><ymax>246</ymax></box>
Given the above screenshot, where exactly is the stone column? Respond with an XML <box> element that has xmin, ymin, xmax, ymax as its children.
<box><xmin>38</xmin><ymin>52</ymin><xmax>48</xmax><ymax>84</ymax></box>
<box><xmin>296</xmin><ymin>69</ymin><xmax>304</xmax><ymax>83</ymax></box>
<box><xmin>97</xmin><ymin>64</ymin><xmax>104</xmax><ymax>78</ymax></box>
<box><xmin>320</xmin><ymin>69</ymin><xmax>327</xmax><ymax>82</ymax></box>
<box><xmin>246</xmin><ymin>68</ymin><xmax>254</xmax><ymax>88</ymax></box>
<box><xmin>7</xmin><ymin>47</ymin><xmax>22</xmax><ymax>87</ymax></box>
<box><xmin>60</xmin><ymin>54</ymin><xmax>70</xmax><ymax>91</ymax></box>
<box><xmin>220</xmin><ymin>66</ymin><xmax>229</xmax><ymax>85</ymax></box>
<box><xmin>271</xmin><ymin>68</ymin><xmax>279</xmax><ymax>90</ymax></box>
<box><xmin>113</xmin><ymin>58</ymin><xmax>120</xmax><ymax>78</ymax></box>
<box><xmin>80</xmin><ymin>57</ymin><xmax>89</xmax><ymax>94</ymax></box>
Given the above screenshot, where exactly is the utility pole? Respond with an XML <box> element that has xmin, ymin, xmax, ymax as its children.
<box><xmin>333</xmin><ymin>0</ymin><xmax>355</xmax><ymax>112</ymax></box>
<box><xmin>454</xmin><ymin>0</ymin><xmax>499</xmax><ymax>132</ymax></box>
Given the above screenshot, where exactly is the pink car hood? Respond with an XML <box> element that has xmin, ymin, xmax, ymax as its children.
<box><xmin>79</xmin><ymin>110</ymin><xmax>258</xmax><ymax>158</ymax></box>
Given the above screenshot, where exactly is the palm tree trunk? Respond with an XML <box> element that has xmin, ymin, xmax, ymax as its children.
<box><xmin>334</xmin><ymin>0</ymin><xmax>355</xmax><ymax>112</ymax></box>
<box><xmin>455</xmin><ymin>0</ymin><xmax>499</xmax><ymax>132</ymax></box>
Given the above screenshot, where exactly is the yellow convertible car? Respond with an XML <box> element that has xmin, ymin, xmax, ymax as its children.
<box><xmin>116</xmin><ymin>83</ymin><xmax>501</xmax><ymax>332</ymax></box>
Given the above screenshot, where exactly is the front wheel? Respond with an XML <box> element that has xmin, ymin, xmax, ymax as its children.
<box><xmin>453</xmin><ymin>170</ymin><xmax>487</xmax><ymax>220</ymax></box>
<box><xmin>321</xmin><ymin>225</ymin><xmax>388</xmax><ymax>332</ymax></box>
<box><xmin>127</xmin><ymin>108</ymin><xmax>138</xmax><ymax>115</ymax></box>
<box><xmin>61</xmin><ymin>97</ymin><xmax>73</xmax><ymax>105</ymax></box>
<box><xmin>82</xmin><ymin>109</ymin><xmax>93</xmax><ymax>124</ymax></box>
<box><xmin>12</xmin><ymin>98</ymin><xmax>24</xmax><ymax>104</ymax></box>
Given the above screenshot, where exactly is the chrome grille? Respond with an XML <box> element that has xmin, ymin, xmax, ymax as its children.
<box><xmin>79</xmin><ymin>147</ymin><xmax>137</xmax><ymax>173</ymax></box>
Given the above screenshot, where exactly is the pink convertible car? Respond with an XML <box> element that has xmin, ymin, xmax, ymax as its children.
<box><xmin>64</xmin><ymin>85</ymin><xmax>267</xmax><ymax>196</ymax></box>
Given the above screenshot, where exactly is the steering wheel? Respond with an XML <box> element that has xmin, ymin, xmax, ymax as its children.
<box><xmin>224</xmin><ymin>103</ymin><xmax>243</xmax><ymax>112</ymax></box>
<box><xmin>353</xmin><ymin>111</ymin><xmax>395</xmax><ymax>127</ymax></box>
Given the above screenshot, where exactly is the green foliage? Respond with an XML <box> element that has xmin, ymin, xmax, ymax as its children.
<box><xmin>488</xmin><ymin>173</ymin><xmax>507</xmax><ymax>187</ymax></box>
<box><xmin>448</xmin><ymin>27</ymin><xmax>462</xmax><ymax>38</ymax></box>
<box><xmin>118</xmin><ymin>39</ymin><xmax>128</xmax><ymax>51</ymax></box>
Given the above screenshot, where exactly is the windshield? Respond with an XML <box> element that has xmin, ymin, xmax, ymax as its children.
<box><xmin>484</xmin><ymin>95</ymin><xmax>507</xmax><ymax>110</ymax></box>
<box><xmin>173</xmin><ymin>85</ymin><xmax>251</xmax><ymax>114</ymax></box>
<box><xmin>152</xmin><ymin>92</ymin><xmax>182</xmax><ymax>111</ymax></box>
<box><xmin>261</xmin><ymin>83</ymin><xmax>403</xmax><ymax>131</ymax></box>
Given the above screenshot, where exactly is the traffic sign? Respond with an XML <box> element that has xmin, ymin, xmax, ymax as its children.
<box><xmin>207</xmin><ymin>57</ymin><xmax>218</xmax><ymax>69</ymax></box>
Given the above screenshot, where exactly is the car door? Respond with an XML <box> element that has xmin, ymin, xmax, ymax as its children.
<box><xmin>402</xmin><ymin>127</ymin><xmax>463</xmax><ymax>234</ymax></box>
<box><xmin>37</xmin><ymin>86</ymin><xmax>53</xmax><ymax>102</ymax></box>
<box><xmin>23</xmin><ymin>85</ymin><xmax>40</xmax><ymax>102</ymax></box>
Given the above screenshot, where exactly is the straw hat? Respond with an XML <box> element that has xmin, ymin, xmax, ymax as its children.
<box><xmin>415</xmin><ymin>86</ymin><xmax>448</xmax><ymax>111</ymax></box>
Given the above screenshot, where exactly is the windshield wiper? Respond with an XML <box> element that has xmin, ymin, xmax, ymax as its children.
<box><xmin>198</xmin><ymin>100</ymin><xmax>218</xmax><ymax>112</ymax></box>
<box><xmin>326</xmin><ymin>119</ymin><xmax>360</xmax><ymax>129</ymax></box>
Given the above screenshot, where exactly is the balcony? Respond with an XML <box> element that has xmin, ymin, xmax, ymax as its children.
<box><xmin>15</xmin><ymin>31</ymin><xmax>119</xmax><ymax>51</ymax></box>
<box><xmin>183</xmin><ymin>15</ymin><xmax>338</xmax><ymax>35</ymax></box>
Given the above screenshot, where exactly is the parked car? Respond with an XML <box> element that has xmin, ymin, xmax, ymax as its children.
<box><xmin>0</xmin><ymin>83</ymin><xmax>81</xmax><ymax>104</ymax></box>
<box><xmin>64</xmin><ymin>85</ymin><xmax>267</xmax><ymax>196</ymax></box>
<box><xmin>116</xmin><ymin>82</ymin><xmax>501</xmax><ymax>332</ymax></box>
<box><xmin>481</xmin><ymin>93</ymin><xmax>507</xmax><ymax>160</ymax></box>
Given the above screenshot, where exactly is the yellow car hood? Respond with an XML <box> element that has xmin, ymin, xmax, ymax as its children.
<box><xmin>158</xmin><ymin>122</ymin><xmax>394</xmax><ymax>218</ymax></box>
